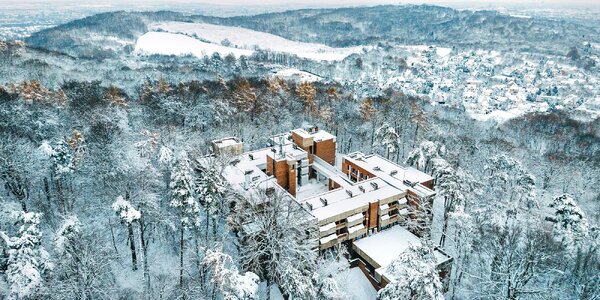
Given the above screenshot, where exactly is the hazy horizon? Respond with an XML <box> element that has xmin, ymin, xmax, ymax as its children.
<box><xmin>1</xmin><ymin>0</ymin><xmax>599</xmax><ymax>10</ymax></box>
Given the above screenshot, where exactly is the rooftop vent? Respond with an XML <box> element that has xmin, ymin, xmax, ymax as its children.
<box><xmin>370</xmin><ymin>182</ymin><xmax>379</xmax><ymax>190</ymax></box>
<box><xmin>248</xmin><ymin>153</ymin><xmax>254</xmax><ymax>160</ymax></box>
<box><xmin>359</xmin><ymin>186</ymin><xmax>365</xmax><ymax>193</ymax></box>
<box><xmin>305</xmin><ymin>202</ymin><xmax>313</xmax><ymax>211</ymax></box>
<box><xmin>230</xmin><ymin>159</ymin><xmax>240</xmax><ymax>166</ymax></box>
<box><xmin>271</xmin><ymin>148</ymin><xmax>277</xmax><ymax>154</ymax></box>
<box><xmin>319</xmin><ymin>198</ymin><xmax>328</xmax><ymax>206</ymax></box>
<box><xmin>373</xmin><ymin>166</ymin><xmax>381</xmax><ymax>171</ymax></box>
<box><xmin>403</xmin><ymin>180</ymin><xmax>416</xmax><ymax>187</ymax></box>
<box><xmin>346</xmin><ymin>190</ymin><xmax>353</xmax><ymax>197</ymax></box>
<box><xmin>390</xmin><ymin>170</ymin><xmax>398</xmax><ymax>176</ymax></box>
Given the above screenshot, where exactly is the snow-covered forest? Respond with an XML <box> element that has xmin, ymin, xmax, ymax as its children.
<box><xmin>0</xmin><ymin>3</ymin><xmax>599</xmax><ymax>300</ymax></box>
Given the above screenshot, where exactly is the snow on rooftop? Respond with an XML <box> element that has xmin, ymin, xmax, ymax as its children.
<box><xmin>353</xmin><ymin>226</ymin><xmax>422</xmax><ymax>269</ymax></box>
<box><xmin>309</xmin><ymin>185</ymin><xmax>400</xmax><ymax>221</ymax></box>
<box><xmin>312</xmin><ymin>130</ymin><xmax>336</xmax><ymax>142</ymax></box>
<box><xmin>354</xmin><ymin>226</ymin><xmax>451</xmax><ymax>280</ymax></box>
<box><xmin>214</xmin><ymin>137</ymin><xmax>240</xmax><ymax>147</ymax></box>
<box><xmin>344</xmin><ymin>153</ymin><xmax>435</xmax><ymax>198</ymax></box>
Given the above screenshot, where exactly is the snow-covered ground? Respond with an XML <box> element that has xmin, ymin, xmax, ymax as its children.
<box><xmin>273</xmin><ymin>68</ymin><xmax>322</xmax><ymax>82</ymax></box>
<box><xmin>135</xmin><ymin>31</ymin><xmax>253</xmax><ymax>58</ymax></box>
<box><xmin>333</xmin><ymin>267</ymin><xmax>378</xmax><ymax>300</ymax></box>
<box><xmin>149</xmin><ymin>21</ymin><xmax>366</xmax><ymax>61</ymax></box>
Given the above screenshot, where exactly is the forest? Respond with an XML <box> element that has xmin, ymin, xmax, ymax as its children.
<box><xmin>1</xmin><ymin>70</ymin><xmax>598</xmax><ymax>299</ymax></box>
<box><xmin>1</xmin><ymin>4</ymin><xmax>599</xmax><ymax>300</ymax></box>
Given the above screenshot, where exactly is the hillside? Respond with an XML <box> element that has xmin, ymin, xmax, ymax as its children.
<box><xmin>25</xmin><ymin>5</ymin><xmax>600</xmax><ymax>59</ymax></box>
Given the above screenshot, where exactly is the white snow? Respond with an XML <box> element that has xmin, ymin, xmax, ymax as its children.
<box><xmin>320</xmin><ymin>233</ymin><xmax>337</xmax><ymax>244</ymax></box>
<box><xmin>149</xmin><ymin>21</ymin><xmax>366</xmax><ymax>61</ymax></box>
<box><xmin>348</xmin><ymin>223</ymin><xmax>365</xmax><ymax>234</ymax></box>
<box><xmin>135</xmin><ymin>32</ymin><xmax>253</xmax><ymax>59</ymax></box>
<box><xmin>319</xmin><ymin>222</ymin><xmax>336</xmax><ymax>232</ymax></box>
<box><xmin>353</xmin><ymin>226</ymin><xmax>422</xmax><ymax>269</ymax></box>
<box><xmin>273</xmin><ymin>68</ymin><xmax>322</xmax><ymax>82</ymax></box>
<box><xmin>347</xmin><ymin>213</ymin><xmax>364</xmax><ymax>223</ymax></box>
<box><xmin>112</xmin><ymin>196</ymin><xmax>141</xmax><ymax>223</ymax></box>
<box><xmin>333</xmin><ymin>267</ymin><xmax>377</xmax><ymax>300</ymax></box>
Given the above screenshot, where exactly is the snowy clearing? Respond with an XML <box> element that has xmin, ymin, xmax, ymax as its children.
<box><xmin>149</xmin><ymin>21</ymin><xmax>366</xmax><ymax>61</ymax></box>
<box><xmin>134</xmin><ymin>32</ymin><xmax>253</xmax><ymax>58</ymax></box>
<box><xmin>273</xmin><ymin>68</ymin><xmax>322</xmax><ymax>82</ymax></box>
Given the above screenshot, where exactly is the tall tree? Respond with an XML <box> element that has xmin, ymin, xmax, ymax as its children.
<box><xmin>169</xmin><ymin>152</ymin><xmax>199</xmax><ymax>296</ymax></box>
<box><xmin>0</xmin><ymin>211</ymin><xmax>52</xmax><ymax>300</ymax></box>
<box><xmin>234</xmin><ymin>190</ymin><xmax>317</xmax><ymax>299</ymax></box>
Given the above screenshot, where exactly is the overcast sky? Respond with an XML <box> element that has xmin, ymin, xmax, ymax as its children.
<box><xmin>0</xmin><ymin>0</ymin><xmax>598</xmax><ymax>7</ymax></box>
<box><xmin>0</xmin><ymin>0</ymin><xmax>598</xmax><ymax>13</ymax></box>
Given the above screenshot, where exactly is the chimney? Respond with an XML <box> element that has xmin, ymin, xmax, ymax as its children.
<box><xmin>279</xmin><ymin>136</ymin><xmax>285</xmax><ymax>158</ymax></box>
<box><xmin>244</xmin><ymin>170</ymin><xmax>253</xmax><ymax>189</ymax></box>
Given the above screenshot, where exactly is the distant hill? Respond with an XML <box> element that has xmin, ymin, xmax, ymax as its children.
<box><xmin>25</xmin><ymin>5</ymin><xmax>600</xmax><ymax>59</ymax></box>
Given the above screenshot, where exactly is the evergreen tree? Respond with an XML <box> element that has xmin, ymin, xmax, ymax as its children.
<box><xmin>0</xmin><ymin>211</ymin><xmax>52</xmax><ymax>299</ymax></box>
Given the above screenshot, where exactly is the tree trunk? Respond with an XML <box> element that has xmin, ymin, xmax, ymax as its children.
<box><xmin>179</xmin><ymin>224</ymin><xmax>185</xmax><ymax>299</ymax></box>
<box><xmin>139</xmin><ymin>217</ymin><xmax>150</xmax><ymax>294</ymax></box>
<box><xmin>128</xmin><ymin>223</ymin><xmax>138</xmax><ymax>271</ymax></box>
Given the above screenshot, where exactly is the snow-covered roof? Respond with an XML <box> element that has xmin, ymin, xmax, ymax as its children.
<box><xmin>353</xmin><ymin>226</ymin><xmax>452</xmax><ymax>282</ymax></box>
<box><xmin>343</xmin><ymin>153</ymin><xmax>435</xmax><ymax>198</ymax></box>
<box><xmin>303</xmin><ymin>180</ymin><xmax>400</xmax><ymax>222</ymax></box>
<box><xmin>353</xmin><ymin>225</ymin><xmax>422</xmax><ymax>270</ymax></box>
<box><xmin>213</xmin><ymin>137</ymin><xmax>241</xmax><ymax>147</ymax></box>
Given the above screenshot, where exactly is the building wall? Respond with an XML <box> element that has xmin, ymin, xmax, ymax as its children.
<box><xmin>342</xmin><ymin>159</ymin><xmax>376</xmax><ymax>181</ymax></box>
<box><xmin>267</xmin><ymin>154</ymin><xmax>290</xmax><ymax>190</ymax></box>
<box><xmin>421</xmin><ymin>179</ymin><xmax>435</xmax><ymax>190</ymax></box>
<box><xmin>291</xmin><ymin>131</ymin><xmax>313</xmax><ymax>148</ymax></box>
<box><xmin>315</xmin><ymin>139</ymin><xmax>336</xmax><ymax>166</ymax></box>
<box><xmin>368</xmin><ymin>201</ymin><xmax>379</xmax><ymax>230</ymax></box>
<box><xmin>328</xmin><ymin>178</ymin><xmax>341</xmax><ymax>190</ymax></box>
<box><xmin>288</xmin><ymin>161</ymin><xmax>296</xmax><ymax>197</ymax></box>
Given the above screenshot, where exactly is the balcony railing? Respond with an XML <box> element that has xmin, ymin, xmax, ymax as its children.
<box><xmin>380</xmin><ymin>214</ymin><xmax>399</xmax><ymax>227</ymax></box>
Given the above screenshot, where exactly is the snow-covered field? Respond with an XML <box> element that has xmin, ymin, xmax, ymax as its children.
<box><xmin>147</xmin><ymin>21</ymin><xmax>366</xmax><ymax>61</ymax></box>
<box><xmin>135</xmin><ymin>31</ymin><xmax>253</xmax><ymax>58</ymax></box>
<box><xmin>273</xmin><ymin>68</ymin><xmax>322</xmax><ymax>82</ymax></box>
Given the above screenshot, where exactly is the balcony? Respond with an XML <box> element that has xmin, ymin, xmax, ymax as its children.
<box><xmin>336</xmin><ymin>221</ymin><xmax>347</xmax><ymax>229</ymax></box>
<box><xmin>379</xmin><ymin>203</ymin><xmax>390</xmax><ymax>215</ymax></box>
<box><xmin>348</xmin><ymin>224</ymin><xmax>367</xmax><ymax>239</ymax></box>
<box><xmin>319</xmin><ymin>222</ymin><xmax>336</xmax><ymax>237</ymax></box>
<box><xmin>319</xmin><ymin>233</ymin><xmax>338</xmax><ymax>250</ymax></box>
<box><xmin>380</xmin><ymin>214</ymin><xmax>399</xmax><ymax>227</ymax></box>
<box><xmin>347</xmin><ymin>213</ymin><xmax>364</xmax><ymax>227</ymax></box>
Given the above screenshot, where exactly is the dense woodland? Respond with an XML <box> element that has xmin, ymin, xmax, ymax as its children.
<box><xmin>1</xmin><ymin>69</ymin><xmax>598</xmax><ymax>299</ymax></box>
<box><xmin>1</xmin><ymin>5</ymin><xmax>600</xmax><ymax>300</ymax></box>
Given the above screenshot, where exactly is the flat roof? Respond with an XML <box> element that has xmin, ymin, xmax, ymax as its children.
<box><xmin>291</xmin><ymin>128</ymin><xmax>335</xmax><ymax>142</ymax></box>
<box><xmin>353</xmin><ymin>225</ymin><xmax>421</xmax><ymax>269</ymax></box>
<box><xmin>353</xmin><ymin>225</ymin><xmax>452</xmax><ymax>280</ymax></box>
<box><xmin>344</xmin><ymin>153</ymin><xmax>435</xmax><ymax>198</ymax></box>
